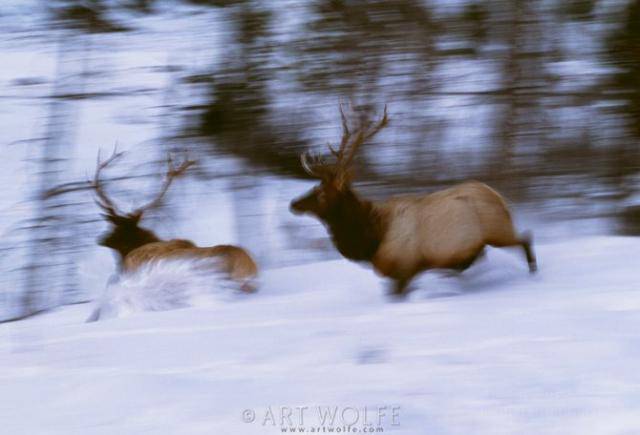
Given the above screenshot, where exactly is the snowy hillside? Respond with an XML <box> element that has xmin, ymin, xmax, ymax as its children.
<box><xmin>1</xmin><ymin>236</ymin><xmax>639</xmax><ymax>434</ymax></box>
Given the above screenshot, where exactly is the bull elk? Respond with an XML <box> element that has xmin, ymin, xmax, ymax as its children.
<box><xmin>92</xmin><ymin>149</ymin><xmax>258</xmax><ymax>292</ymax></box>
<box><xmin>290</xmin><ymin>104</ymin><xmax>537</xmax><ymax>296</ymax></box>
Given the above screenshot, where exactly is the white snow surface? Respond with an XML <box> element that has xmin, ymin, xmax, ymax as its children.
<box><xmin>1</xmin><ymin>236</ymin><xmax>640</xmax><ymax>434</ymax></box>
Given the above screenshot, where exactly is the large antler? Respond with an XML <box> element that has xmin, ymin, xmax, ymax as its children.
<box><xmin>93</xmin><ymin>148</ymin><xmax>125</xmax><ymax>217</ymax></box>
<box><xmin>92</xmin><ymin>149</ymin><xmax>194</xmax><ymax>219</ymax></box>
<box><xmin>328</xmin><ymin>103</ymin><xmax>352</xmax><ymax>161</ymax></box>
<box><xmin>301</xmin><ymin>103</ymin><xmax>389</xmax><ymax>179</ymax></box>
<box><xmin>130</xmin><ymin>155</ymin><xmax>195</xmax><ymax>217</ymax></box>
<box><xmin>341</xmin><ymin>104</ymin><xmax>388</xmax><ymax>168</ymax></box>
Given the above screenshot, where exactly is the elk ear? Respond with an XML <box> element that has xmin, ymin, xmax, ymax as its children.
<box><xmin>102</xmin><ymin>213</ymin><xmax>138</xmax><ymax>226</ymax></box>
<box><xmin>129</xmin><ymin>211</ymin><xmax>143</xmax><ymax>223</ymax></box>
<box><xmin>102</xmin><ymin>213</ymin><xmax>123</xmax><ymax>225</ymax></box>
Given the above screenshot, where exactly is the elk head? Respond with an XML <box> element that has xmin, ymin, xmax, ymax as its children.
<box><xmin>290</xmin><ymin>104</ymin><xmax>389</xmax><ymax>219</ymax></box>
<box><xmin>92</xmin><ymin>148</ymin><xmax>194</xmax><ymax>262</ymax></box>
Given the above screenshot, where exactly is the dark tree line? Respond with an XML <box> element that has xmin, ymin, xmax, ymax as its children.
<box><xmin>179</xmin><ymin>1</ymin><xmax>637</xmax><ymax>203</ymax></box>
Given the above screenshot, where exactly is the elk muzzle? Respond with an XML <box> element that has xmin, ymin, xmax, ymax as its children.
<box><xmin>289</xmin><ymin>196</ymin><xmax>308</xmax><ymax>215</ymax></box>
<box><xmin>290</xmin><ymin>189</ymin><xmax>320</xmax><ymax>216</ymax></box>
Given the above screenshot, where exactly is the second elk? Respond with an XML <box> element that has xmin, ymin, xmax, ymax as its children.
<box><xmin>92</xmin><ymin>150</ymin><xmax>258</xmax><ymax>293</ymax></box>
<box><xmin>290</xmin><ymin>105</ymin><xmax>537</xmax><ymax>296</ymax></box>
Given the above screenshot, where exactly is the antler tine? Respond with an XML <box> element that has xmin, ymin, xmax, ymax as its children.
<box><xmin>362</xmin><ymin>104</ymin><xmax>388</xmax><ymax>142</ymax></box>
<box><xmin>329</xmin><ymin>103</ymin><xmax>352</xmax><ymax>159</ymax></box>
<box><xmin>92</xmin><ymin>147</ymin><xmax>125</xmax><ymax>216</ymax></box>
<box><xmin>167</xmin><ymin>154</ymin><xmax>195</xmax><ymax>178</ymax></box>
<box><xmin>302</xmin><ymin>104</ymin><xmax>388</xmax><ymax>179</ymax></box>
<box><xmin>301</xmin><ymin>151</ymin><xmax>330</xmax><ymax>178</ymax></box>
<box><xmin>301</xmin><ymin>152</ymin><xmax>316</xmax><ymax>177</ymax></box>
<box><xmin>342</xmin><ymin>104</ymin><xmax>388</xmax><ymax>168</ymax></box>
<box><xmin>131</xmin><ymin>154</ymin><xmax>195</xmax><ymax>216</ymax></box>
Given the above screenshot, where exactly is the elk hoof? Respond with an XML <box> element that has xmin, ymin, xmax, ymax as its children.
<box><xmin>240</xmin><ymin>281</ymin><xmax>257</xmax><ymax>293</ymax></box>
<box><xmin>387</xmin><ymin>279</ymin><xmax>410</xmax><ymax>299</ymax></box>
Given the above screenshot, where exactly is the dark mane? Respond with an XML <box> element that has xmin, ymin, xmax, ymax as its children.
<box><xmin>323</xmin><ymin>190</ymin><xmax>385</xmax><ymax>262</ymax></box>
<box><xmin>99</xmin><ymin>215</ymin><xmax>161</xmax><ymax>265</ymax></box>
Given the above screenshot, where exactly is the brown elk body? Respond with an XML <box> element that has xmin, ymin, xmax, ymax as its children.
<box><xmin>92</xmin><ymin>150</ymin><xmax>258</xmax><ymax>292</ymax></box>
<box><xmin>123</xmin><ymin>241</ymin><xmax>258</xmax><ymax>289</ymax></box>
<box><xmin>290</xmin><ymin>105</ymin><xmax>536</xmax><ymax>296</ymax></box>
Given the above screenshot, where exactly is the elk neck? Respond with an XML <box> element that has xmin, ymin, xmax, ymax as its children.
<box><xmin>108</xmin><ymin>226</ymin><xmax>162</xmax><ymax>265</ymax></box>
<box><xmin>323</xmin><ymin>189</ymin><xmax>384</xmax><ymax>263</ymax></box>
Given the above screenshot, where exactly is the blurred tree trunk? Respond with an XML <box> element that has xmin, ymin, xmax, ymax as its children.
<box><xmin>494</xmin><ymin>0</ymin><xmax>522</xmax><ymax>176</ymax></box>
<box><xmin>21</xmin><ymin>32</ymin><xmax>81</xmax><ymax>318</ymax></box>
<box><xmin>606</xmin><ymin>0</ymin><xmax>640</xmax><ymax>198</ymax></box>
<box><xmin>230</xmin><ymin>172</ymin><xmax>268</xmax><ymax>266</ymax></box>
<box><xmin>22</xmin><ymin>36</ymin><xmax>66</xmax><ymax>316</ymax></box>
<box><xmin>491</xmin><ymin>0</ymin><xmax>553</xmax><ymax>193</ymax></box>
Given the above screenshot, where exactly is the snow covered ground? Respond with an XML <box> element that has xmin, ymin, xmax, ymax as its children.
<box><xmin>1</xmin><ymin>236</ymin><xmax>639</xmax><ymax>434</ymax></box>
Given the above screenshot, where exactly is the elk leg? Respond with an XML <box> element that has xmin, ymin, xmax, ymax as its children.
<box><xmin>489</xmin><ymin>232</ymin><xmax>537</xmax><ymax>274</ymax></box>
<box><xmin>519</xmin><ymin>235</ymin><xmax>537</xmax><ymax>273</ymax></box>
<box><xmin>390</xmin><ymin>277</ymin><xmax>411</xmax><ymax>298</ymax></box>
<box><xmin>453</xmin><ymin>247</ymin><xmax>486</xmax><ymax>273</ymax></box>
<box><xmin>240</xmin><ymin>280</ymin><xmax>257</xmax><ymax>293</ymax></box>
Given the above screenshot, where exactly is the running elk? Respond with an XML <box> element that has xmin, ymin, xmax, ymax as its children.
<box><xmin>290</xmin><ymin>105</ymin><xmax>537</xmax><ymax>296</ymax></box>
<box><xmin>92</xmin><ymin>150</ymin><xmax>258</xmax><ymax>292</ymax></box>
